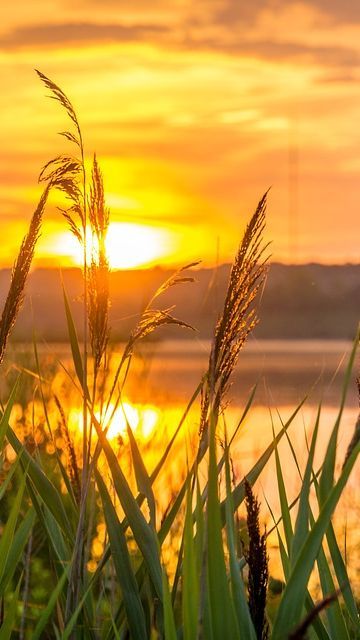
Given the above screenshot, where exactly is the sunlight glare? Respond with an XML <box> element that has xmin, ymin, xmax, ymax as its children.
<box><xmin>106</xmin><ymin>402</ymin><xmax>160</xmax><ymax>440</ymax></box>
<box><xmin>69</xmin><ymin>401</ymin><xmax>159</xmax><ymax>441</ymax></box>
<box><xmin>53</xmin><ymin>222</ymin><xmax>174</xmax><ymax>269</ymax></box>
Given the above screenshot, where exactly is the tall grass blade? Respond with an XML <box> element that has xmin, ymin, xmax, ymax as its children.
<box><xmin>0</xmin><ymin>508</ymin><xmax>35</xmax><ymax>597</ymax></box>
<box><xmin>182</xmin><ymin>480</ymin><xmax>198</xmax><ymax>640</ymax></box>
<box><xmin>290</xmin><ymin>407</ymin><xmax>320</xmax><ymax>566</ymax></box>
<box><xmin>0</xmin><ymin>473</ymin><xmax>26</xmax><ymax>586</ymax></box>
<box><xmin>6</xmin><ymin>425</ymin><xmax>73</xmax><ymax>539</ymax></box>
<box><xmin>97</xmin><ymin>472</ymin><xmax>147</xmax><ymax>640</ymax></box>
<box><xmin>0</xmin><ymin>576</ymin><xmax>22</xmax><ymax>640</ymax></box>
<box><xmin>325</xmin><ymin>523</ymin><xmax>359</xmax><ymax>626</ymax></box>
<box><xmin>222</xmin><ymin>397</ymin><xmax>306</xmax><ymax>517</ymax></box>
<box><xmin>224</xmin><ymin>436</ymin><xmax>256</xmax><ymax>640</ymax></box>
<box><xmin>32</xmin><ymin>568</ymin><xmax>69</xmax><ymax>640</ymax></box>
<box><xmin>127</xmin><ymin>422</ymin><xmax>156</xmax><ymax>528</ymax></box>
<box><xmin>207</xmin><ymin>414</ymin><xmax>240</xmax><ymax>640</ymax></box>
<box><xmin>91</xmin><ymin>414</ymin><xmax>163</xmax><ymax>600</ymax></box>
<box><xmin>319</xmin><ymin>330</ymin><xmax>358</xmax><ymax>503</ymax></box>
<box><xmin>272</xmin><ymin>440</ymin><xmax>359</xmax><ymax>638</ymax></box>
<box><xmin>315</xmin><ymin>540</ymin><xmax>350</xmax><ymax>639</ymax></box>
<box><xmin>62</xmin><ymin>284</ymin><xmax>86</xmax><ymax>395</ymax></box>
<box><xmin>163</xmin><ymin>569</ymin><xmax>177</xmax><ymax>640</ymax></box>
<box><xmin>0</xmin><ymin>377</ymin><xmax>21</xmax><ymax>451</ymax></box>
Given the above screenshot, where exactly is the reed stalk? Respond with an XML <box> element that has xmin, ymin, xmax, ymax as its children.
<box><xmin>0</xmin><ymin>186</ymin><xmax>49</xmax><ymax>364</ymax></box>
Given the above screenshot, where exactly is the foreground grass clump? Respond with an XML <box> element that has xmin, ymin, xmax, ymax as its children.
<box><xmin>0</xmin><ymin>72</ymin><xmax>358</xmax><ymax>639</ymax></box>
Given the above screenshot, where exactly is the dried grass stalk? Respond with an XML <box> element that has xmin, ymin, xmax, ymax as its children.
<box><xmin>87</xmin><ymin>155</ymin><xmax>110</xmax><ymax>372</ymax></box>
<box><xmin>200</xmin><ymin>191</ymin><xmax>269</xmax><ymax>432</ymax></box>
<box><xmin>36</xmin><ymin>70</ymin><xmax>85</xmax><ymax>241</ymax></box>
<box><xmin>0</xmin><ymin>186</ymin><xmax>50</xmax><ymax>364</ymax></box>
<box><xmin>244</xmin><ymin>479</ymin><xmax>269</xmax><ymax>640</ymax></box>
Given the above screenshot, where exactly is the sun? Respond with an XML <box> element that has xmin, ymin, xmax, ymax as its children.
<box><xmin>105</xmin><ymin>223</ymin><xmax>171</xmax><ymax>269</ymax></box>
<box><xmin>51</xmin><ymin>222</ymin><xmax>174</xmax><ymax>270</ymax></box>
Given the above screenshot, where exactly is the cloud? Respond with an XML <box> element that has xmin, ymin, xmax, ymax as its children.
<box><xmin>304</xmin><ymin>0</ymin><xmax>360</xmax><ymax>23</ymax></box>
<box><xmin>0</xmin><ymin>21</ymin><xmax>169</xmax><ymax>49</ymax></box>
<box><xmin>1</xmin><ymin>4</ymin><xmax>359</xmax><ymax>76</ymax></box>
<box><xmin>180</xmin><ymin>34</ymin><xmax>359</xmax><ymax>68</ymax></box>
<box><xmin>213</xmin><ymin>0</ymin><xmax>360</xmax><ymax>26</ymax></box>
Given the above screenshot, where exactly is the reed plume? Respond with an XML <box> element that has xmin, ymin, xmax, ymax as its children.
<box><xmin>200</xmin><ymin>192</ymin><xmax>269</xmax><ymax>433</ymax></box>
<box><xmin>244</xmin><ymin>479</ymin><xmax>269</xmax><ymax>640</ymax></box>
<box><xmin>104</xmin><ymin>263</ymin><xmax>198</xmax><ymax>418</ymax></box>
<box><xmin>87</xmin><ymin>154</ymin><xmax>110</xmax><ymax>373</ymax></box>
<box><xmin>125</xmin><ymin>262</ymin><xmax>199</xmax><ymax>359</ymax></box>
<box><xmin>36</xmin><ymin>69</ymin><xmax>85</xmax><ymax>243</ymax></box>
<box><xmin>0</xmin><ymin>186</ymin><xmax>50</xmax><ymax>364</ymax></box>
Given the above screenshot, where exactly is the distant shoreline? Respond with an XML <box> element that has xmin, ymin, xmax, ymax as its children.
<box><xmin>1</xmin><ymin>262</ymin><xmax>359</xmax><ymax>341</ymax></box>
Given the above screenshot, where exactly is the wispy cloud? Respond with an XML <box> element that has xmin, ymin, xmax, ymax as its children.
<box><xmin>0</xmin><ymin>21</ymin><xmax>169</xmax><ymax>50</ymax></box>
<box><xmin>1</xmin><ymin>17</ymin><xmax>358</xmax><ymax>74</ymax></box>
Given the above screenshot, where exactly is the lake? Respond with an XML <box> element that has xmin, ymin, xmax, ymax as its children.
<box><xmin>8</xmin><ymin>337</ymin><xmax>360</xmax><ymax>587</ymax></box>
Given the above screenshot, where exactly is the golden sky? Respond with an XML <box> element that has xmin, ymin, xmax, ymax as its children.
<box><xmin>1</xmin><ymin>0</ymin><xmax>360</xmax><ymax>268</ymax></box>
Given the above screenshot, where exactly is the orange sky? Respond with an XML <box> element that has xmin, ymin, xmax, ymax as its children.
<box><xmin>1</xmin><ymin>1</ymin><xmax>360</xmax><ymax>268</ymax></box>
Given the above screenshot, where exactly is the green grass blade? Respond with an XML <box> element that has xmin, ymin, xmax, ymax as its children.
<box><xmin>0</xmin><ymin>576</ymin><xmax>22</xmax><ymax>640</ymax></box>
<box><xmin>0</xmin><ymin>454</ymin><xmax>21</xmax><ymax>502</ymax></box>
<box><xmin>92</xmin><ymin>414</ymin><xmax>163</xmax><ymax>600</ymax></box>
<box><xmin>325</xmin><ymin>523</ymin><xmax>359</xmax><ymax>626</ymax></box>
<box><xmin>0</xmin><ymin>508</ymin><xmax>35</xmax><ymax>597</ymax></box>
<box><xmin>150</xmin><ymin>380</ymin><xmax>203</xmax><ymax>484</ymax></box>
<box><xmin>228</xmin><ymin>383</ymin><xmax>258</xmax><ymax>448</ymax></box>
<box><xmin>62</xmin><ymin>283</ymin><xmax>88</xmax><ymax>397</ymax></box>
<box><xmin>287</xmin><ymin>402</ymin><xmax>358</xmax><ymax>632</ymax></box>
<box><xmin>272</xmin><ymin>440</ymin><xmax>359</xmax><ymax>638</ymax></box>
<box><xmin>32</xmin><ymin>568</ymin><xmax>69</xmax><ymax>640</ymax></box>
<box><xmin>62</xmin><ymin>572</ymin><xmax>101</xmax><ymax>640</ymax></box>
<box><xmin>163</xmin><ymin>568</ymin><xmax>177</xmax><ymax>640</ymax></box>
<box><xmin>182</xmin><ymin>480</ymin><xmax>198</xmax><ymax>640</ymax></box>
<box><xmin>319</xmin><ymin>330</ymin><xmax>358</xmax><ymax>504</ymax></box>
<box><xmin>224</xmin><ymin>435</ymin><xmax>256</xmax><ymax>640</ymax></box>
<box><xmin>0</xmin><ymin>376</ymin><xmax>21</xmax><ymax>451</ymax></box>
<box><xmin>316</xmin><ymin>538</ymin><xmax>350</xmax><ymax>639</ymax></box>
<box><xmin>275</xmin><ymin>426</ymin><xmax>348</xmax><ymax>640</ymax></box>
<box><xmin>222</xmin><ymin>397</ymin><xmax>306</xmax><ymax>517</ymax></box>
<box><xmin>97</xmin><ymin>471</ymin><xmax>148</xmax><ymax>640</ymax></box>
<box><xmin>127</xmin><ymin>422</ymin><xmax>156</xmax><ymax>528</ymax></box>
<box><xmin>43</xmin><ymin>506</ymin><xmax>71</xmax><ymax>565</ymax></box>
<box><xmin>32</xmin><ymin>334</ymin><xmax>79</xmax><ymax>512</ymax></box>
<box><xmin>195</xmin><ymin>475</ymin><xmax>204</xmax><ymax>575</ymax></box>
<box><xmin>6</xmin><ymin>425</ymin><xmax>73</xmax><ymax>540</ymax></box>
<box><xmin>290</xmin><ymin>407</ymin><xmax>320</xmax><ymax>566</ymax></box>
<box><xmin>313</xmin><ymin>471</ymin><xmax>359</xmax><ymax>628</ymax></box>
<box><xmin>0</xmin><ymin>472</ymin><xmax>26</xmax><ymax>586</ymax></box>
<box><xmin>207</xmin><ymin>414</ymin><xmax>240</xmax><ymax>640</ymax></box>
<box><xmin>272</xmin><ymin>421</ymin><xmax>293</xmax><ymax>554</ymax></box>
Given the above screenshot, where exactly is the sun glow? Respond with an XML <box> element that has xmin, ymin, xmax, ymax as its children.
<box><xmin>105</xmin><ymin>402</ymin><xmax>160</xmax><ymax>440</ymax></box>
<box><xmin>52</xmin><ymin>222</ymin><xmax>174</xmax><ymax>269</ymax></box>
<box><xmin>69</xmin><ymin>401</ymin><xmax>160</xmax><ymax>441</ymax></box>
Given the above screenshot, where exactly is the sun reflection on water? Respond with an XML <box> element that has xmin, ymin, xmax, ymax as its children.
<box><xmin>68</xmin><ymin>401</ymin><xmax>160</xmax><ymax>441</ymax></box>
